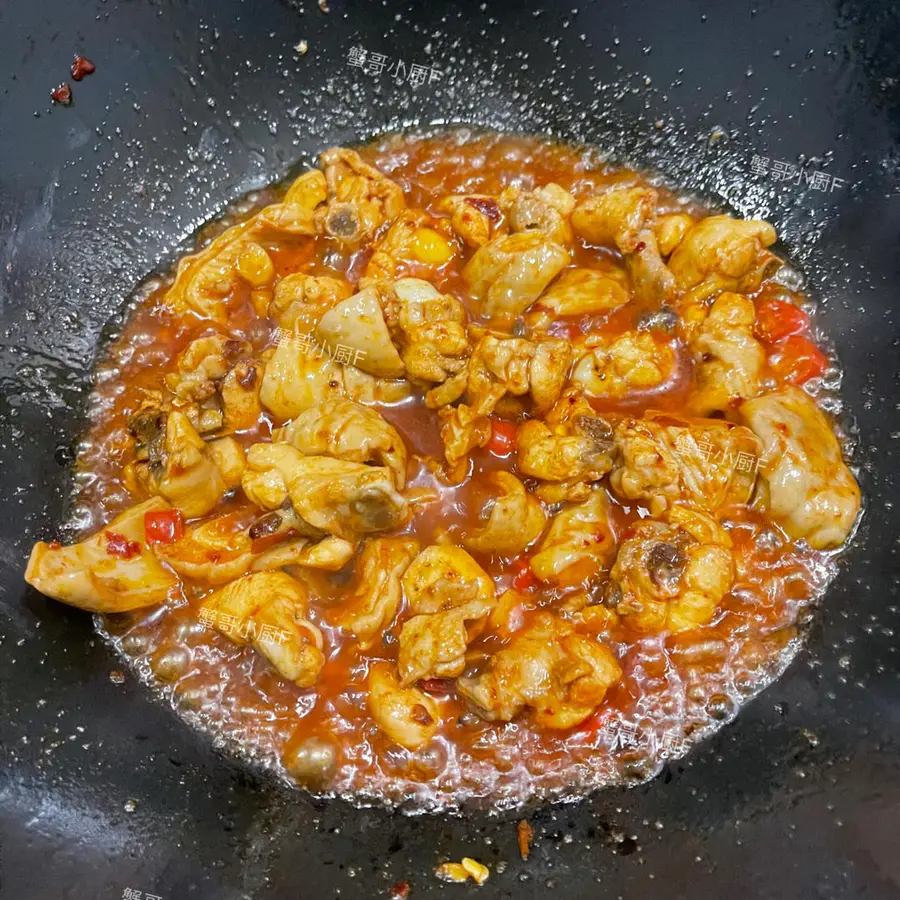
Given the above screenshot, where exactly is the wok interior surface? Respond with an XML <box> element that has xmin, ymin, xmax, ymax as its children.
<box><xmin>1</xmin><ymin>0</ymin><xmax>898</xmax><ymax>898</ymax></box>
<box><xmin>53</xmin><ymin>129</ymin><xmax>859</xmax><ymax>813</ymax></box>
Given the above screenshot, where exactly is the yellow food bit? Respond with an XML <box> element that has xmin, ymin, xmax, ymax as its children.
<box><xmin>435</xmin><ymin>859</ymin><xmax>490</xmax><ymax>885</ymax></box>
<box><xmin>412</xmin><ymin>227</ymin><xmax>454</xmax><ymax>266</ymax></box>
<box><xmin>579</xmin><ymin>604</ymin><xmax>619</xmax><ymax>631</ymax></box>
<box><xmin>435</xmin><ymin>863</ymin><xmax>469</xmax><ymax>883</ymax></box>
<box><xmin>250</xmin><ymin>287</ymin><xmax>273</xmax><ymax>317</ymax></box>
<box><xmin>236</xmin><ymin>242</ymin><xmax>275</xmax><ymax>286</ymax></box>
<box><xmin>461</xmin><ymin>858</ymin><xmax>490</xmax><ymax>885</ymax></box>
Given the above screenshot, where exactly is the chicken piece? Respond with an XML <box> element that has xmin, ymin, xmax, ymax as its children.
<box><xmin>201</xmin><ymin>571</ymin><xmax>325</xmax><ymax>687</ymax></box>
<box><xmin>128</xmin><ymin>411</ymin><xmax>245</xmax><ymax>518</ymax></box>
<box><xmin>315</xmin><ymin>148</ymin><xmax>405</xmax><ymax>247</ymax></box>
<box><xmin>625</xmin><ymin>229</ymin><xmax>677</xmax><ymax>305</ymax></box>
<box><xmin>249</xmin><ymin>536</ymin><xmax>316</xmax><ymax>571</ymax></box>
<box><xmin>740</xmin><ymin>387</ymin><xmax>860</xmax><ymax>549</ymax></box>
<box><xmin>457</xmin><ymin>613</ymin><xmax>622</xmax><ymax>729</ymax></box>
<box><xmin>255</xmin><ymin>169</ymin><xmax>327</xmax><ymax>235</ymax></box>
<box><xmin>154</xmin><ymin>512</ymin><xmax>254</xmax><ymax>585</ymax></box>
<box><xmin>463</xmin><ymin>472</ymin><xmax>546</xmax><ymax>555</ymax></box>
<box><xmin>563</xmin><ymin>590</ymin><xmax>621</xmax><ymax>633</ymax></box>
<box><xmin>570</xmin><ymin>331</ymin><xmax>676</xmax><ymax>400</ymax></box>
<box><xmin>247</xmin><ymin>505</ymin><xmax>358</xmax><ymax>564</ymax></box>
<box><xmin>242</xmin><ymin>443</ymin><xmax>408</xmax><ymax>540</ymax></box>
<box><xmin>378</xmin><ymin>278</ymin><xmax>470</xmax><ymax>386</ymax></box>
<box><xmin>436</xmin><ymin>404</ymin><xmax>491</xmax><ymax>483</ymax></box>
<box><xmin>525</xmin><ymin>264</ymin><xmax>630</xmax><ymax>326</ymax></box>
<box><xmin>315</xmin><ymin>286</ymin><xmax>406</xmax><ymax>378</ymax></box>
<box><xmin>606</xmin><ymin>503</ymin><xmax>735</xmax><ymax>633</ymax></box>
<box><xmin>153</xmin><ymin>510</ymin><xmax>344</xmax><ymax>582</ymax></box>
<box><xmin>284</xmin><ymin>534</ymin><xmax>357</xmax><ymax>571</ymax></box>
<box><xmin>426</xmin><ymin>369</ymin><xmax>469</xmax><ymax>409</ymax></box>
<box><xmin>164</xmin><ymin>222</ymin><xmax>261</xmax><ymax>323</ymax></box>
<box><xmin>339</xmin><ymin>364</ymin><xmax>412</xmax><ymax>405</ymax></box>
<box><xmin>401</xmin><ymin>544</ymin><xmax>494</xmax><ymax>615</ymax></box>
<box><xmin>486</xmin><ymin>588</ymin><xmax>529</xmax><ymax>639</ymax></box>
<box><xmin>688</xmin><ymin>292</ymin><xmax>764</xmax><ymax>416</ymax></box>
<box><xmin>529</xmin><ymin>488</ymin><xmax>616</xmax><ymax>587</ymax></box>
<box><xmin>218</xmin><ymin>358</ymin><xmax>263</xmax><ymax>433</ymax></box>
<box><xmin>258</xmin><ymin>331</ymin><xmax>411</xmax><ymax>421</ymax></box>
<box><xmin>166</xmin><ymin>335</ymin><xmax>238</xmax><ymax>403</ymax></box>
<box><xmin>165</xmin><ymin>334</ymin><xmax>263</xmax><ymax>434</ymax></box>
<box><xmin>436</xmin><ymin>193</ymin><xmax>504</xmax><ymax>248</ymax></box>
<box><xmin>498</xmin><ymin>182</ymin><xmax>576</xmax><ymax>245</ymax></box>
<box><xmin>165</xmin><ymin>172</ymin><xmax>325</xmax><ymax>322</ymax></box>
<box><xmin>268</xmin><ymin>273</ymin><xmax>353</xmax><ymax>332</ymax></box>
<box><xmin>463</xmin><ymin>232</ymin><xmax>570</xmax><ymax>325</ymax></box>
<box><xmin>609</xmin><ymin>412</ymin><xmax>763</xmax><ymax>516</ymax></box>
<box><xmin>259</xmin><ymin>334</ymin><xmax>347</xmax><ymax>420</ymax></box>
<box><xmin>367</xmin><ymin>662</ymin><xmax>439</xmax><ymax>750</ymax></box>
<box><xmin>275</xmin><ymin>397</ymin><xmax>408</xmax><ymax>489</ymax></box>
<box><xmin>430</xmin><ymin>333</ymin><xmax>572</xmax><ymax>480</ymax></box>
<box><xmin>460</xmin><ymin>333</ymin><xmax>573</xmax><ymax>417</ymax></box>
<box><xmin>654</xmin><ymin>213</ymin><xmax>695</xmax><ymax>257</ymax></box>
<box><xmin>364</xmin><ymin>209</ymin><xmax>456</xmax><ymax>280</ymax></box>
<box><xmin>331</xmin><ymin>538</ymin><xmax>420</xmax><ymax>648</ymax></box>
<box><xmin>397</xmin><ymin>597</ymin><xmax>494</xmax><ymax>685</ymax></box>
<box><xmin>571</xmin><ymin>185</ymin><xmax>657</xmax><ymax>253</ymax></box>
<box><xmin>517</xmin><ymin>389</ymin><xmax>614</xmax><ymax>502</ymax></box>
<box><xmin>25</xmin><ymin>498</ymin><xmax>178</xmax><ymax>613</ymax></box>
<box><xmin>668</xmin><ymin>215</ymin><xmax>778</xmax><ymax>300</ymax></box>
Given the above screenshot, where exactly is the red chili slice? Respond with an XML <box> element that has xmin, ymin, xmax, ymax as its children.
<box><xmin>510</xmin><ymin>555</ymin><xmax>538</xmax><ymax>591</ymax></box>
<box><xmin>771</xmin><ymin>334</ymin><xmax>828</xmax><ymax>385</ymax></box>
<box><xmin>486</xmin><ymin>418</ymin><xmax>517</xmax><ymax>457</ymax></box>
<box><xmin>144</xmin><ymin>509</ymin><xmax>185</xmax><ymax>545</ymax></box>
<box><xmin>755</xmin><ymin>299</ymin><xmax>809</xmax><ymax>343</ymax></box>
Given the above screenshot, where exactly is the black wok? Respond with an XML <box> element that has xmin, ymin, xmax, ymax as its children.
<box><xmin>1</xmin><ymin>1</ymin><xmax>899</xmax><ymax>897</ymax></box>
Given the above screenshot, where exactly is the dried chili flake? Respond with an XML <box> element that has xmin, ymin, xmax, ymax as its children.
<box><xmin>419</xmin><ymin>678</ymin><xmax>452</xmax><ymax>695</ymax></box>
<box><xmin>105</xmin><ymin>531</ymin><xmax>141</xmax><ymax>559</ymax></box>
<box><xmin>465</xmin><ymin>196</ymin><xmax>502</xmax><ymax>223</ymax></box>
<box><xmin>410</xmin><ymin>703</ymin><xmax>434</xmax><ymax>726</ymax></box>
<box><xmin>237</xmin><ymin>363</ymin><xmax>258</xmax><ymax>388</ymax></box>
<box><xmin>50</xmin><ymin>83</ymin><xmax>72</xmax><ymax>105</ymax></box>
<box><xmin>517</xmin><ymin>819</ymin><xmax>534</xmax><ymax>860</ymax></box>
<box><xmin>389</xmin><ymin>882</ymin><xmax>410</xmax><ymax>900</ymax></box>
<box><xmin>71</xmin><ymin>56</ymin><xmax>96</xmax><ymax>81</ymax></box>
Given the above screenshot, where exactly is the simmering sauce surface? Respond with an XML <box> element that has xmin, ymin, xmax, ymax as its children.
<box><xmin>58</xmin><ymin>132</ymin><xmax>854</xmax><ymax>810</ymax></box>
